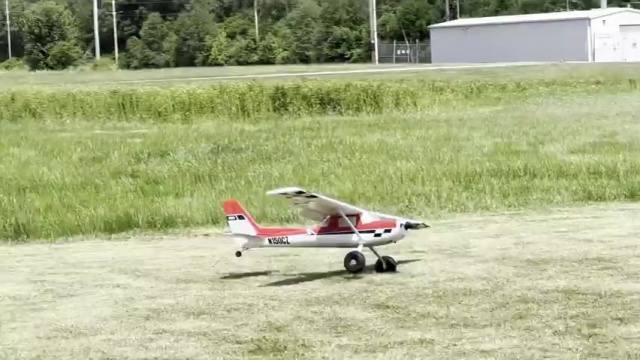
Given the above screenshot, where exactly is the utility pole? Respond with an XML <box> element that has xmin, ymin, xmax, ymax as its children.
<box><xmin>369</xmin><ymin>0</ymin><xmax>379</xmax><ymax>64</ymax></box>
<box><xmin>93</xmin><ymin>0</ymin><xmax>100</xmax><ymax>60</ymax></box>
<box><xmin>112</xmin><ymin>0</ymin><xmax>118</xmax><ymax>67</ymax></box>
<box><xmin>4</xmin><ymin>0</ymin><xmax>10</xmax><ymax>58</ymax></box>
<box><xmin>456</xmin><ymin>0</ymin><xmax>460</xmax><ymax>19</ymax></box>
<box><xmin>445</xmin><ymin>0</ymin><xmax>450</xmax><ymax>21</ymax></box>
<box><xmin>254</xmin><ymin>0</ymin><xmax>259</xmax><ymax>42</ymax></box>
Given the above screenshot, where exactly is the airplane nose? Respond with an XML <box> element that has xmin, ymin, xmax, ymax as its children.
<box><xmin>401</xmin><ymin>221</ymin><xmax>427</xmax><ymax>230</ymax></box>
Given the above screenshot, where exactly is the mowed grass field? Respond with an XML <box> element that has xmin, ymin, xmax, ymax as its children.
<box><xmin>2</xmin><ymin>61</ymin><xmax>640</xmax><ymax>88</ymax></box>
<box><xmin>1</xmin><ymin>63</ymin><xmax>640</xmax><ymax>358</ymax></box>
<box><xmin>2</xmin><ymin>204</ymin><xmax>639</xmax><ymax>359</ymax></box>
<box><xmin>1</xmin><ymin>63</ymin><xmax>449</xmax><ymax>88</ymax></box>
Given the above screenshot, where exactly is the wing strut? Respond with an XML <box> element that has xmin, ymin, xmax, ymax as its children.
<box><xmin>337</xmin><ymin>208</ymin><xmax>364</xmax><ymax>248</ymax></box>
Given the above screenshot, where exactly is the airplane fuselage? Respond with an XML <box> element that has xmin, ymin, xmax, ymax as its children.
<box><xmin>255</xmin><ymin>230</ymin><xmax>405</xmax><ymax>248</ymax></box>
<box><xmin>242</xmin><ymin>218</ymin><xmax>407</xmax><ymax>249</ymax></box>
<box><xmin>222</xmin><ymin>199</ymin><xmax>422</xmax><ymax>253</ymax></box>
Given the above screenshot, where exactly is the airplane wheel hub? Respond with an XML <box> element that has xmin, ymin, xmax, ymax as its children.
<box><xmin>343</xmin><ymin>250</ymin><xmax>366</xmax><ymax>274</ymax></box>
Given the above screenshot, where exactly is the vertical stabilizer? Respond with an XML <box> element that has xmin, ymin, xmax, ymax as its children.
<box><xmin>222</xmin><ymin>200</ymin><xmax>259</xmax><ymax>236</ymax></box>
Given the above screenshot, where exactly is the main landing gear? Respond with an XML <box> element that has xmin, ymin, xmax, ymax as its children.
<box><xmin>335</xmin><ymin>209</ymin><xmax>398</xmax><ymax>275</ymax></box>
<box><xmin>343</xmin><ymin>247</ymin><xmax>397</xmax><ymax>274</ymax></box>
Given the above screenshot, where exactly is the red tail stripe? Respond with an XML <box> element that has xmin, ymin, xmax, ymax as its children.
<box><xmin>222</xmin><ymin>200</ymin><xmax>260</xmax><ymax>230</ymax></box>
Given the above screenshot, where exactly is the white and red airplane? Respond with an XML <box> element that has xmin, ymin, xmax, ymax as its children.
<box><xmin>222</xmin><ymin>186</ymin><xmax>429</xmax><ymax>274</ymax></box>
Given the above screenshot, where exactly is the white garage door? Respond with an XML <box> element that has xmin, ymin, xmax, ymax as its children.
<box><xmin>621</xmin><ymin>25</ymin><xmax>640</xmax><ymax>62</ymax></box>
<box><xmin>594</xmin><ymin>33</ymin><xmax>622</xmax><ymax>62</ymax></box>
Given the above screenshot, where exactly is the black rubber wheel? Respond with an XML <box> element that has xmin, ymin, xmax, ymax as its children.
<box><xmin>375</xmin><ymin>255</ymin><xmax>397</xmax><ymax>273</ymax></box>
<box><xmin>343</xmin><ymin>251</ymin><xmax>366</xmax><ymax>274</ymax></box>
<box><xmin>235</xmin><ymin>251</ymin><xmax>242</xmax><ymax>258</ymax></box>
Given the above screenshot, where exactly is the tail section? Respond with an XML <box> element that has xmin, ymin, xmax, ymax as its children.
<box><xmin>223</xmin><ymin>200</ymin><xmax>260</xmax><ymax>236</ymax></box>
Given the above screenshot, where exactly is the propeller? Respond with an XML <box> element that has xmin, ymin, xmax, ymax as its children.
<box><xmin>402</xmin><ymin>221</ymin><xmax>430</xmax><ymax>230</ymax></box>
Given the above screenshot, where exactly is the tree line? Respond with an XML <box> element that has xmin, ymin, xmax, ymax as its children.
<box><xmin>0</xmin><ymin>0</ymin><xmax>633</xmax><ymax>70</ymax></box>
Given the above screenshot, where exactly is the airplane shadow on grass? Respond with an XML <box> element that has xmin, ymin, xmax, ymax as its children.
<box><xmin>219</xmin><ymin>271</ymin><xmax>274</xmax><ymax>280</ymax></box>
<box><xmin>219</xmin><ymin>259</ymin><xmax>422</xmax><ymax>287</ymax></box>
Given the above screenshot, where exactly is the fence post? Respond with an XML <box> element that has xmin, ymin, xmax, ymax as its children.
<box><xmin>393</xmin><ymin>40</ymin><xmax>396</xmax><ymax>63</ymax></box>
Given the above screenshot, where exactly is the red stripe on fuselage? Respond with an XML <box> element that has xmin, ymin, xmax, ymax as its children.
<box><xmin>315</xmin><ymin>219</ymin><xmax>397</xmax><ymax>234</ymax></box>
<box><xmin>256</xmin><ymin>228</ymin><xmax>309</xmax><ymax>236</ymax></box>
<box><xmin>255</xmin><ymin>219</ymin><xmax>397</xmax><ymax>237</ymax></box>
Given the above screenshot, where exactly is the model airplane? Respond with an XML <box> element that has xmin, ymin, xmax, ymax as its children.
<box><xmin>222</xmin><ymin>187</ymin><xmax>429</xmax><ymax>274</ymax></box>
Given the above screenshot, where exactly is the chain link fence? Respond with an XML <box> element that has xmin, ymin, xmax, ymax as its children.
<box><xmin>377</xmin><ymin>41</ymin><xmax>432</xmax><ymax>64</ymax></box>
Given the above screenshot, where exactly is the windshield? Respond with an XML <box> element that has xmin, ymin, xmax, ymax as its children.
<box><xmin>319</xmin><ymin>216</ymin><xmax>331</xmax><ymax>227</ymax></box>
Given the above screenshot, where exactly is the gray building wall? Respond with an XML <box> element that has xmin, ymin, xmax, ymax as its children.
<box><xmin>429</xmin><ymin>19</ymin><xmax>590</xmax><ymax>64</ymax></box>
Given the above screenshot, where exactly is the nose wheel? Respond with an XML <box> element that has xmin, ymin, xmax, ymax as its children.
<box><xmin>369</xmin><ymin>246</ymin><xmax>397</xmax><ymax>273</ymax></box>
<box><xmin>235</xmin><ymin>251</ymin><xmax>242</xmax><ymax>257</ymax></box>
<box><xmin>374</xmin><ymin>255</ymin><xmax>397</xmax><ymax>273</ymax></box>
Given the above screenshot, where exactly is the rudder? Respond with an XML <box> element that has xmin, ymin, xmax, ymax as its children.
<box><xmin>223</xmin><ymin>200</ymin><xmax>260</xmax><ymax>235</ymax></box>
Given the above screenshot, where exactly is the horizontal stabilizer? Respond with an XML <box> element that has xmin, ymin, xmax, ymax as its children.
<box><xmin>219</xmin><ymin>233</ymin><xmax>263</xmax><ymax>242</ymax></box>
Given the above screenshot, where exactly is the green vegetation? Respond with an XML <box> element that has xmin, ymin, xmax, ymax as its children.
<box><xmin>0</xmin><ymin>69</ymin><xmax>639</xmax><ymax>241</ymax></box>
<box><xmin>1</xmin><ymin>77</ymin><xmax>629</xmax><ymax>122</ymax></box>
<box><xmin>2</xmin><ymin>0</ymin><xmax>638</xmax><ymax>71</ymax></box>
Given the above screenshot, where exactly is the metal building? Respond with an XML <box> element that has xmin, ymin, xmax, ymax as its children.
<box><xmin>428</xmin><ymin>7</ymin><xmax>640</xmax><ymax>63</ymax></box>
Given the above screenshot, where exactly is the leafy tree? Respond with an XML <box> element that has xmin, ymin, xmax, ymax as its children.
<box><xmin>17</xmin><ymin>0</ymin><xmax>83</xmax><ymax>70</ymax></box>
<box><xmin>172</xmin><ymin>9</ymin><xmax>216</xmax><ymax>66</ymax></box>
<box><xmin>123</xmin><ymin>12</ymin><xmax>174</xmax><ymax>68</ymax></box>
<box><xmin>207</xmin><ymin>28</ymin><xmax>231</xmax><ymax>65</ymax></box>
<box><xmin>281</xmin><ymin>0</ymin><xmax>322</xmax><ymax>63</ymax></box>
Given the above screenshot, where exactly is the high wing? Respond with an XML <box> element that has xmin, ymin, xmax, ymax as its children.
<box><xmin>266</xmin><ymin>186</ymin><xmax>429</xmax><ymax>228</ymax></box>
<box><xmin>368</xmin><ymin>211</ymin><xmax>430</xmax><ymax>229</ymax></box>
<box><xmin>266</xmin><ymin>186</ymin><xmax>370</xmax><ymax>222</ymax></box>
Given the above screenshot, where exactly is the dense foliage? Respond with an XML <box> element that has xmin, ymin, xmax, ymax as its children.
<box><xmin>0</xmin><ymin>0</ymin><xmax>635</xmax><ymax>70</ymax></box>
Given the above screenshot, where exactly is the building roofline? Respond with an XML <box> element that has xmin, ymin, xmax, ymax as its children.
<box><xmin>429</xmin><ymin>17</ymin><xmax>590</xmax><ymax>29</ymax></box>
<box><xmin>428</xmin><ymin>8</ymin><xmax>640</xmax><ymax>29</ymax></box>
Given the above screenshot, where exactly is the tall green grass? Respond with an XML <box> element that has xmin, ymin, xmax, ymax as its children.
<box><xmin>0</xmin><ymin>77</ymin><xmax>639</xmax><ymax>241</ymax></box>
<box><xmin>0</xmin><ymin>78</ymin><xmax>634</xmax><ymax>122</ymax></box>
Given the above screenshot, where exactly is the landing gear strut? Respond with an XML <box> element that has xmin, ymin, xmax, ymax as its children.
<box><xmin>342</xmin><ymin>247</ymin><xmax>398</xmax><ymax>274</ymax></box>
<box><xmin>337</xmin><ymin>209</ymin><xmax>397</xmax><ymax>275</ymax></box>
<box><xmin>369</xmin><ymin>246</ymin><xmax>397</xmax><ymax>273</ymax></box>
